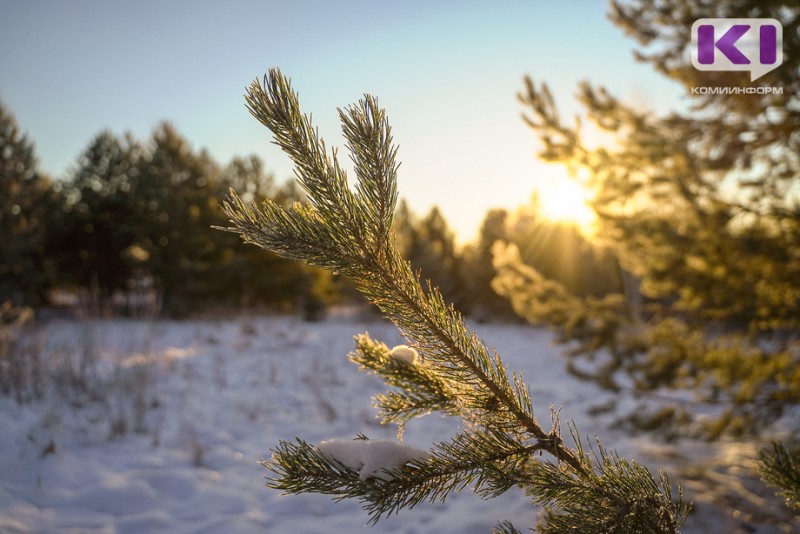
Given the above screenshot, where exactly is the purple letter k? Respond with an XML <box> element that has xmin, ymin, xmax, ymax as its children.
<box><xmin>697</xmin><ymin>24</ymin><xmax>751</xmax><ymax>64</ymax></box>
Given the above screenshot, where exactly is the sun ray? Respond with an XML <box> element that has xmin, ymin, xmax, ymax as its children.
<box><xmin>535</xmin><ymin>175</ymin><xmax>596</xmax><ymax>235</ymax></box>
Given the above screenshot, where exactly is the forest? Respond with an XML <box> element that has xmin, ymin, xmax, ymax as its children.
<box><xmin>0</xmin><ymin>103</ymin><xmax>622</xmax><ymax>321</ymax></box>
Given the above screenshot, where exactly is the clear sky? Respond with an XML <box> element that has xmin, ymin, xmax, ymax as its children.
<box><xmin>0</xmin><ymin>1</ymin><xmax>684</xmax><ymax>242</ymax></box>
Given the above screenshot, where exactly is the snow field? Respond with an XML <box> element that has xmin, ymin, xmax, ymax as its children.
<box><xmin>0</xmin><ymin>315</ymin><xmax>796</xmax><ymax>533</ymax></box>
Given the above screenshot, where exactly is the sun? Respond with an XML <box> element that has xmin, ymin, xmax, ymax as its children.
<box><xmin>535</xmin><ymin>176</ymin><xmax>597</xmax><ymax>234</ymax></box>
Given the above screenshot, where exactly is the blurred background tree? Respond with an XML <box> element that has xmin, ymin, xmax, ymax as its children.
<box><xmin>394</xmin><ymin>200</ymin><xmax>468</xmax><ymax>313</ymax></box>
<box><xmin>494</xmin><ymin>0</ymin><xmax>800</xmax><ymax>437</ymax></box>
<box><xmin>51</xmin><ymin>131</ymin><xmax>141</xmax><ymax>300</ymax></box>
<box><xmin>0</xmin><ymin>103</ymin><xmax>58</xmax><ymax>306</ymax></box>
<box><xmin>131</xmin><ymin>122</ymin><xmax>225</xmax><ymax>315</ymax></box>
<box><xmin>459</xmin><ymin>208</ymin><xmax>517</xmax><ymax>322</ymax></box>
<box><xmin>0</xmin><ymin>107</ymin><xmax>339</xmax><ymax>318</ymax></box>
<box><xmin>215</xmin><ymin>155</ymin><xmax>336</xmax><ymax>317</ymax></box>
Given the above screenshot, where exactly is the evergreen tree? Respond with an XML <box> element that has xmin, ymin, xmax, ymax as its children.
<box><xmin>493</xmin><ymin>0</ymin><xmax>800</xmax><ymax>437</ymax></box>
<box><xmin>460</xmin><ymin>208</ymin><xmax>517</xmax><ymax>321</ymax></box>
<box><xmin>219</xmin><ymin>68</ymin><xmax>689</xmax><ymax>532</ymax></box>
<box><xmin>392</xmin><ymin>198</ymin><xmax>415</xmax><ymax>255</ymax></box>
<box><xmin>132</xmin><ymin>122</ymin><xmax>225</xmax><ymax>314</ymax></box>
<box><xmin>54</xmin><ymin>131</ymin><xmax>140</xmax><ymax>299</ymax></box>
<box><xmin>0</xmin><ymin>102</ymin><xmax>57</xmax><ymax>305</ymax></box>
<box><xmin>394</xmin><ymin>201</ymin><xmax>468</xmax><ymax>312</ymax></box>
<box><xmin>216</xmin><ymin>155</ymin><xmax>328</xmax><ymax>314</ymax></box>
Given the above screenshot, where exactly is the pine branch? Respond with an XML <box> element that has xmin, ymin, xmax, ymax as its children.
<box><xmin>527</xmin><ymin>427</ymin><xmax>690</xmax><ymax>533</ymax></box>
<box><xmin>243</xmin><ymin>70</ymin><xmax>370</xmax><ymax>255</ymax></box>
<box><xmin>265</xmin><ymin>430</ymin><xmax>547</xmax><ymax>525</ymax></box>
<box><xmin>357</xmin><ymin>250</ymin><xmax>580</xmax><ymax>466</ymax></box>
<box><xmin>220</xmin><ymin>68</ymin><xmax>688</xmax><ymax>531</ymax></box>
<box><xmin>217</xmin><ymin>190</ymin><xmax>363</xmax><ymax>275</ymax></box>
<box><xmin>349</xmin><ymin>333</ymin><xmax>460</xmax><ymax>423</ymax></box>
<box><xmin>227</xmin><ymin>67</ymin><xmax>582</xmax><ymax>471</ymax></box>
<box><xmin>493</xmin><ymin>239</ymin><xmax>800</xmax><ymax>436</ymax></box>
<box><xmin>493</xmin><ymin>520</ymin><xmax>523</xmax><ymax>534</ymax></box>
<box><xmin>758</xmin><ymin>441</ymin><xmax>800</xmax><ymax>514</ymax></box>
<box><xmin>339</xmin><ymin>97</ymin><xmax>399</xmax><ymax>252</ymax></box>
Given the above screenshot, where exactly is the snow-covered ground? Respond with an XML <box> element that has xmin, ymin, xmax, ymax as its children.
<box><xmin>0</xmin><ymin>313</ymin><xmax>796</xmax><ymax>533</ymax></box>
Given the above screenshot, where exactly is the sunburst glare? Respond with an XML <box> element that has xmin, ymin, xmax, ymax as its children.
<box><xmin>535</xmin><ymin>174</ymin><xmax>597</xmax><ymax>235</ymax></box>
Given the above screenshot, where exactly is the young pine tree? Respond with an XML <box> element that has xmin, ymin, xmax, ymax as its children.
<box><xmin>492</xmin><ymin>0</ymin><xmax>800</xmax><ymax>438</ymax></box>
<box><xmin>218</xmin><ymin>68</ymin><xmax>689</xmax><ymax>533</ymax></box>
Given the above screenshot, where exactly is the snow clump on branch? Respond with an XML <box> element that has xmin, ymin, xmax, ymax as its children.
<box><xmin>316</xmin><ymin>438</ymin><xmax>429</xmax><ymax>481</ymax></box>
<box><xmin>389</xmin><ymin>345</ymin><xmax>418</xmax><ymax>365</ymax></box>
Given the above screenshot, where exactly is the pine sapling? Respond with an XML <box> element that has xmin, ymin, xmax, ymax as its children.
<box><xmin>218</xmin><ymin>68</ymin><xmax>690</xmax><ymax>532</ymax></box>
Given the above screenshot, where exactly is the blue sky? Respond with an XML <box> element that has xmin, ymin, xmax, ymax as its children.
<box><xmin>0</xmin><ymin>1</ymin><xmax>684</xmax><ymax>241</ymax></box>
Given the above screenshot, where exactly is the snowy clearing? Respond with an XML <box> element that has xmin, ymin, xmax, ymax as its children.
<box><xmin>0</xmin><ymin>313</ymin><xmax>796</xmax><ymax>533</ymax></box>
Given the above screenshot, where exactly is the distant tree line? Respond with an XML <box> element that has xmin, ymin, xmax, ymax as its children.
<box><xmin>0</xmin><ymin>104</ymin><xmax>333</xmax><ymax>317</ymax></box>
<box><xmin>0</xmin><ymin>101</ymin><xmax>621</xmax><ymax>318</ymax></box>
